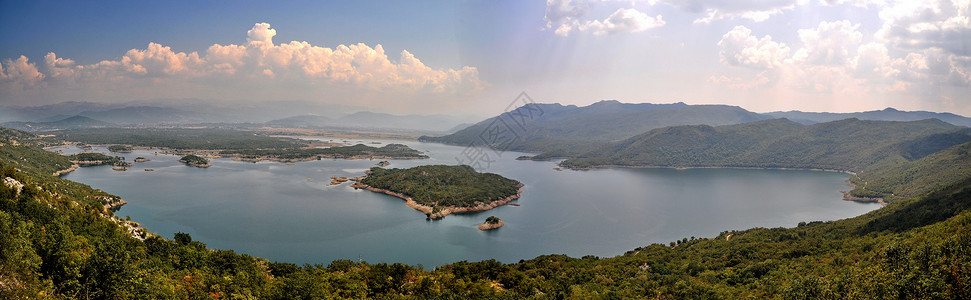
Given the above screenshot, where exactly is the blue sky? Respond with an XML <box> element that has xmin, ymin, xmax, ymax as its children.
<box><xmin>1</xmin><ymin>0</ymin><xmax>969</xmax><ymax>116</ymax></box>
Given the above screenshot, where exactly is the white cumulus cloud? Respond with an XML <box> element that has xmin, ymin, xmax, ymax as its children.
<box><xmin>544</xmin><ymin>0</ymin><xmax>665</xmax><ymax>36</ymax></box>
<box><xmin>580</xmin><ymin>8</ymin><xmax>666</xmax><ymax>35</ymax></box>
<box><xmin>718</xmin><ymin>25</ymin><xmax>791</xmax><ymax>69</ymax></box>
<box><xmin>877</xmin><ymin>0</ymin><xmax>971</xmax><ymax>56</ymax></box>
<box><xmin>659</xmin><ymin>0</ymin><xmax>799</xmax><ymax>23</ymax></box>
<box><xmin>0</xmin><ymin>56</ymin><xmax>45</xmax><ymax>90</ymax></box>
<box><xmin>793</xmin><ymin>20</ymin><xmax>864</xmax><ymax>66</ymax></box>
<box><xmin>0</xmin><ymin>23</ymin><xmax>485</xmax><ymax>107</ymax></box>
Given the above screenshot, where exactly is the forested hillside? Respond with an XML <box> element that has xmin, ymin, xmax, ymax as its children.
<box><xmin>542</xmin><ymin>118</ymin><xmax>971</xmax><ymax>201</ymax></box>
<box><xmin>2</xmin><ymin>125</ymin><xmax>970</xmax><ymax>298</ymax></box>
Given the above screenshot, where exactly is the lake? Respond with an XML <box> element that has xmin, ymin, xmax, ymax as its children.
<box><xmin>57</xmin><ymin>138</ymin><xmax>878</xmax><ymax>268</ymax></box>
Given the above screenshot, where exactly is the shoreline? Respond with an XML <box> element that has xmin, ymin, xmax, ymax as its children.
<box><xmin>47</xmin><ymin>143</ymin><xmax>428</xmax><ymax>164</ymax></box>
<box><xmin>560</xmin><ymin>164</ymin><xmax>857</xmax><ymax>175</ymax></box>
<box><xmin>561</xmin><ymin>163</ymin><xmax>888</xmax><ymax>206</ymax></box>
<box><xmin>842</xmin><ymin>179</ymin><xmax>886</xmax><ymax>206</ymax></box>
<box><xmin>52</xmin><ymin>164</ymin><xmax>80</xmax><ymax>176</ymax></box>
<box><xmin>350</xmin><ymin>180</ymin><xmax>524</xmax><ymax>219</ymax></box>
<box><xmin>231</xmin><ymin>154</ymin><xmax>426</xmax><ymax>163</ymax></box>
<box><xmin>478</xmin><ymin>220</ymin><xmax>505</xmax><ymax>230</ymax></box>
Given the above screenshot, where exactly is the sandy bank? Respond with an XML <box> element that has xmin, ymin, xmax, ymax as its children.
<box><xmin>52</xmin><ymin>164</ymin><xmax>80</xmax><ymax>176</ymax></box>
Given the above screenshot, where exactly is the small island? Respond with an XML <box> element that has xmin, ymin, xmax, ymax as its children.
<box><xmin>179</xmin><ymin>154</ymin><xmax>212</xmax><ymax>168</ymax></box>
<box><xmin>376</xmin><ymin>160</ymin><xmax>391</xmax><ymax>167</ymax></box>
<box><xmin>478</xmin><ymin>216</ymin><xmax>504</xmax><ymax>230</ymax></box>
<box><xmin>350</xmin><ymin>165</ymin><xmax>523</xmax><ymax>219</ymax></box>
<box><xmin>70</xmin><ymin>152</ymin><xmax>132</xmax><ymax>167</ymax></box>
<box><xmin>134</xmin><ymin>157</ymin><xmax>151</xmax><ymax>162</ymax></box>
<box><xmin>107</xmin><ymin>144</ymin><xmax>133</xmax><ymax>153</ymax></box>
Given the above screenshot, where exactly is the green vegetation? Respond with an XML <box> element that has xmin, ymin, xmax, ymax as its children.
<box><xmin>486</xmin><ymin>216</ymin><xmax>501</xmax><ymax>224</ymax></box>
<box><xmin>0</xmin><ymin>129</ymin><xmax>73</xmax><ymax>176</ymax></box>
<box><xmin>107</xmin><ymin>144</ymin><xmax>132</xmax><ymax>152</ymax></box>
<box><xmin>52</xmin><ymin>128</ymin><xmax>429</xmax><ymax>161</ymax></box>
<box><xmin>546</xmin><ymin>118</ymin><xmax>971</xmax><ymax>201</ymax></box>
<box><xmin>179</xmin><ymin>154</ymin><xmax>209</xmax><ymax>167</ymax></box>
<box><xmin>54</xmin><ymin>127</ymin><xmax>308</xmax><ymax>150</ymax></box>
<box><xmin>224</xmin><ymin>143</ymin><xmax>427</xmax><ymax>160</ymax></box>
<box><xmin>360</xmin><ymin>165</ymin><xmax>521</xmax><ymax>207</ymax></box>
<box><xmin>3</xmin><ymin>123</ymin><xmax>971</xmax><ymax>298</ymax></box>
<box><xmin>70</xmin><ymin>152</ymin><xmax>129</xmax><ymax>166</ymax></box>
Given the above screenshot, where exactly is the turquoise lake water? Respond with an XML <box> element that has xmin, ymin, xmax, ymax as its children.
<box><xmin>57</xmin><ymin>138</ymin><xmax>878</xmax><ymax>268</ymax></box>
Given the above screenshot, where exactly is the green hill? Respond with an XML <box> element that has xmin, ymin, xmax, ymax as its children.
<box><xmin>2</xmin><ymin>124</ymin><xmax>971</xmax><ymax>298</ymax></box>
<box><xmin>547</xmin><ymin>118</ymin><xmax>970</xmax><ymax>201</ymax></box>
<box><xmin>420</xmin><ymin>101</ymin><xmax>766</xmax><ymax>152</ymax></box>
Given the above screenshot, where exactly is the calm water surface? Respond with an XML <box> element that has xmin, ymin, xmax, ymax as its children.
<box><xmin>58</xmin><ymin>138</ymin><xmax>878</xmax><ymax>267</ymax></box>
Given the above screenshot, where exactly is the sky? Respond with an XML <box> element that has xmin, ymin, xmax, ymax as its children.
<box><xmin>0</xmin><ymin>0</ymin><xmax>969</xmax><ymax>117</ymax></box>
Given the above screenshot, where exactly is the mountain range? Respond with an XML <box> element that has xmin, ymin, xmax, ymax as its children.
<box><xmin>3</xmin><ymin>100</ymin><xmax>969</xmax><ymax>136</ymax></box>
<box><xmin>0</xmin><ymin>101</ymin><xmax>467</xmax><ymax>132</ymax></box>
<box><xmin>765</xmin><ymin>107</ymin><xmax>971</xmax><ymax>126</ymax></box>
<box><xmin>265</xmin><ymin>112</ymin><xmax>466</xmax><ymax>132</ymax></box>
<box><xmin>422</xmin><ymin>101</ymin><xmax>971</xmax><ymax>153</ymax></box>
<box><xmin>0</xmin><ymin>115</ymin><xmax>116</xmax><ymax>131</ymax></box>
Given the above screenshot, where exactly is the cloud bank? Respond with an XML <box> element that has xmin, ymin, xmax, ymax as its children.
<box><xmin>0</xmin><ymin>23</ymin><xmax>484</xmax><ymax>110</ymax></box>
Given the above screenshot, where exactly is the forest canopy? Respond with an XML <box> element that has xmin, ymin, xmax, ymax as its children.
<box><xmin>360</xmin><ymin>165</ymin><xmax>521</xmax><ymax>207</ymax></box>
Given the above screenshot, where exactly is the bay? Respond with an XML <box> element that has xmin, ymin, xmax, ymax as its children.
<box><xmin>57</xmin><ymin>138</ymin><xmax>878</xmax><ymax>268</ymax></box>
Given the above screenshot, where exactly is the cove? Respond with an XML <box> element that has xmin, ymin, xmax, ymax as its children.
<box><xmin>57</xmin><ymin>138</ymin><xmax>879</xmax><ymax>268</ymax></box>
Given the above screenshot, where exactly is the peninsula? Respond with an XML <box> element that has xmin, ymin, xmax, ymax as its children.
<box><xmin>350</xmin><ymin>165</ymin><xmax>523</xmax><ymax>219</ymax></box>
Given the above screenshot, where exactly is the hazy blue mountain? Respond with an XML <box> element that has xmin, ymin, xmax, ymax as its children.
<box><xmin>551</xmin><ymin>118</ymin><xmax>967</xmax><ymax>172</ymax></box>
<box><xmin>765</xmin><ymin>107</ymin><xmax>971</xmax><ymax>126</ymax></box>
<box><xmin>265</xmin><ymin>112</ymin><xmax>465</xmax><ymax>132</ymax></box>
<box><xmin>444</xmin><ymin>122</ymin><xmax>473</xmax><ymax>134</ymax></box>
<box><xmin>1</xmin><ymin>115</ymin><xmax>117</xmax><ymax>131</ymax></box>
<box><xmin>266</xmin><ymin>114</ymin><xmax>333</xmax><ymax>128</ymax></box>
<box><xmin>77</xmin><ymin>106</ymin><xmax>214</xmax><ymax>125</ymax></box>
<box><xmin>420</xmin><ymin>100</ymin><xmax>767</xmax><ymax>152</ymax></box>
<box><xmin>0</xmin><ymin>101</ymin><xmax>125</xmax><ymax>122</ymax></box>
<box><xmin>336</xmin><ymin>111</ymin><xmax>465</xmax><ymax>132</ymax></box>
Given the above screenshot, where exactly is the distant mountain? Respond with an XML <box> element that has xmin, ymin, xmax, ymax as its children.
<box><xmin>335</xmin><ymin>112</ymin><xmax>464</xmax><ymax>132</ymax></box>
<box><xmin>1</xmin><ymin>115</ymin><xmax>116</xmax><ymax>131</ymax></box>
<box><xmin>764</xmin><ymin>108</ymin><xmax>971</xmax><ymax>126</ymax></box>
<box><xmin>266</xmin><ymin>111</ymin><xmax>466</xmax><ymax>132</ymax></box>
<box><xmin>444</xmin><ymin>123</ymin><xmax>473</xmax><ymax>134</ymax></box>
<box><xmin>78</xmin><ymin>106</ymin><xmax>212</xmax><ymax>125</ymax></box>
<box><xmin>552</xmin><ymin>118</ymin><xmax>964</xmax><ymax>169</ymax></box>
<box><xmin>420</xmin><ymin>100</ymin><xmax>767</xmax><ymax>152</ymax></box>
<box><xmin>266</xmin><ymin>114</ymin><xmax>333</xmax><ymax>128</ymax></box>
<box><xmin>0</xmin><ymin>101</ymin><xmax>124</xmax><ymax>122</ymax></box>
